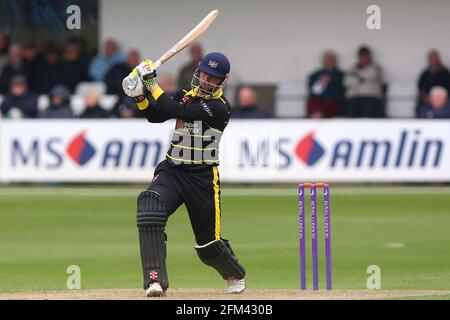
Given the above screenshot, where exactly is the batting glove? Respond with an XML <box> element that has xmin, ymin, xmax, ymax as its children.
<box><xmin>122</xmin><ymin>74</ymin><xmax>145</xmax><ymax>97</ymax></box>
<box><xmin>122</xmin><ymin>67</ymin><xmax>150</xmax><ymax>110</ymax></box>
<box><xmin>137</xmin><ymin>59</ymin><xmax>158</xmax><ymax>89</ymax></box>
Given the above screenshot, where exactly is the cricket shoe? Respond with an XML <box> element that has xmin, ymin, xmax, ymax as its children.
<box><xmin>146</xmin><ymin>282</ymin><xmax>166</xmax><ymax>297</ymax></box>
<box><xmin>227</xmin><ymin>278</ymin><xmax>246</xmax><ymax>294</ymax></box>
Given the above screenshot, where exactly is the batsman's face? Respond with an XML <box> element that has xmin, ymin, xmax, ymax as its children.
<box><xmin>192</xmin><ymin>71</ymin><xmax>227</xmax><ymax>96</ymax></box>
<box><xmin>200</xmin><ymin>71</ymin><xmax>223</xmax><ymax>90</ymax></box>
<box><xmin>199</xmin><ymin>72</ymin><xmax>223</xmax><ymax>86</ymax></box>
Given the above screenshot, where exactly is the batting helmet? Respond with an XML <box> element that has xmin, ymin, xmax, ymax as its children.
<box><xmin>191</xmin><ymin>52</ymin><xmax>230</xmax><ymax>96</ymax></box>
<box><xmin>198</xmin><ymin>52</ymin><xmax>230</xmax><ymax>79</ymax></box>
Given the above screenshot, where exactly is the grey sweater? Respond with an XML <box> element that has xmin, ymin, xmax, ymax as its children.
<box><xmin>344</xmin><ymin>63</ymin><xmax>383</xmax><ymax>98</ymax></box>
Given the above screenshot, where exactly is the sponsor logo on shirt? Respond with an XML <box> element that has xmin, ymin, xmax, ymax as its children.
<box><xmin>199</xmin><ymin>100</ymin><xmax>213</xmax><ymax>117</ymax></box>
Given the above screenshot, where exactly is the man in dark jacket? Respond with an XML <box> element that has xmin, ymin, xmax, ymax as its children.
<box><xmin>0</xmin><ymin>44</ymin><xmax>31</xmax><ymax>94</ymax></box>
<box><xmin>34</xmin><ymin>49</ymin><xmax>65</xmax><ymax>94</ymax></box>
<box><xmin>62</xmin><ymin>37</ymin><xmax>90</xmax><ymax>92</ymax></box>
<box><xmin>40</xmin><ymin>85</ymin><xmax>73</xmax><ymax>119</ymax></box>
<box><xmin>231</xmin><ymin>86</ymin><xmax>268</xmax><ymax>119</ymax></box>
<box><xmin>417</xmin><ymin>50</ymin><xmax>450</xmax><ymax>116</ymax></box>
<box><xmin>307</xmin><ymin>50</ymin><xmax>345</xmax><ymax>118</ymax></box>
<box><xmin>0</xmin><ymin>75</ymin><xmax>37</xmax><ymax>118</ymax></box>
<box><xmin>0</xmin><ymin>33</ymin><xmax>9</xmax><ymax>73</ymax></box>
<box><xmin>23</xmin><ymin>42</ymin><xmax>42</xmax><ymax>89</ymax></box>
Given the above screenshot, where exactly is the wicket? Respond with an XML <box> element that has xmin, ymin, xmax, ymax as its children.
<box><xmin>298</xmin><ymin>183</ymin><xmax>332</xmax><ymax>290</ymax></box>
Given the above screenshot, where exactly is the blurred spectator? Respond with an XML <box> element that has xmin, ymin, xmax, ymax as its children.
<box><xmin>62</xmin><ymin>37</ymin><xmax>89</xmax><ymax>92</ymax></box>
<box><xmin>79</xmin><ymin>90</ymin><xmax>109</xmax><ymax>118</ymax></box>
<box><xmin>0</xmin><ymin>44</ymin><xmax>31</xmax><ymax>94</ymax></box>
<box><xmin>306</xmin><ymin>50</ymin><xmax>345</xmax><ymax>118</ymax></box>
<box><xmin>0</xmin><ymin>34</ymin><xmax>8</xmax><ymax>54</ymax></box>
<box><xmin>344</xmin><ymin>46</ymin><xmax>384</xmax><ymax>118</ymax></box>
<box><xmin>34</xmin><ymin>48</ymin><xmax>65</xmax><ymax>94</ymax></box>
<box><xmin>417</xmin><ymin>50</ymin><xmax>450</xmax><ymax>115</ymax></box>
<box><xmin>418</xmin><ymin>86</ymin><xmax>450</xmax><ymax>119</ymax></box>
<box><xmin>105</xmin><ymin>49</ymin><xmax>139</xmax><ymax>95</ymax></box>
<box><xmin>23</xmin><ymin>41</ymin><xmax>41</xmax><ymax>88</ymax></box>
<box><xmin>231</xmin><ymin>86</ymin><xmax>268</xmax><ymax>119</ymax></box>
<box><xmin>159</xmin><ymin>73</ymin><xmax>177</xmax><ymax>96</ymax></box>
<box><xmin>177</xmin><ymin>42</ymin><xmax>203</xmax><ymax>89</ymax></box>
<box><xmin>110</xmin><ymin>95</ymin><xmax>143</xmax><ymax>119</ymax></box>
<box><xmin>0</xmin><ymin>76</ymin><xmax>37</xmax><ymax>118</ymax></box>
<box><xmin>89</xmin><ymin>39</ymin><xmax>124</xmax><ymax>82</ymax></box>
<box><xmin>0</xmin><ymin>33</ymin><xmax>9</xmax><ymax>74</ymax></box>
<box><xmin>40</xmin><ymin>85</ymin><xmax>73</xmax><ymax>119</ymax></box>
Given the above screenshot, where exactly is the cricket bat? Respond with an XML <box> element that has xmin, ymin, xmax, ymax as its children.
<box><xmin>153</xmin><ymin>9</ymin><xmax>219</xmax><ymax>69</ymax></box>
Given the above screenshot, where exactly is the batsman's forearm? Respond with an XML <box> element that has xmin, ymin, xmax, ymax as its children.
<box><xmin>150</xmin><ymin>84</ymin><xmax>164</xmax><ymax>100</ymax></box>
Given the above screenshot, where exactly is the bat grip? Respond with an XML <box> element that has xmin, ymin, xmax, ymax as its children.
<box><xmin>154</xmin><ymin>60</ymin><xmax>161</xmax><ymax>69</ymax></box>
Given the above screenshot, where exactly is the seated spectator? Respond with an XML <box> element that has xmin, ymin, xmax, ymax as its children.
<box><xmin>0</xmin><ymin>44</ymin><xmax>31</xmax><ymax>94</ymax></box>
<box><xmin>159</xmin><ymin>73</ymin><xmax>177</xmax><ymax>97</ymax></box>
<box><xmin>417</xmin><ymin>50</ymin><xmax>450</xmax><ymax>114</ymax></box>
<box><xmin>177</xmin><ymin>42</ymin><xmax>203</xmax><ymax>89</ymax></box>
<box><xmin>23</xmin><ymin>41</ymin><xmax>41</xmax><ymax>88</ymax></box>
<box><xmin>231</xmin><ymin>86</ymin><xmax>268</xmax><ymax>119</ymax></box>
<box><xmin>105</xmin><ymin>49</ymin><xmax>139</xmax><ymax>95</ymax></box>
<box><xmin>89</xmin><ymin>39</ymin><xmax>124</xmax><ymax>82</ymax></box>
<box><xmin>34</xmin><ymin>48</ymin><xmax>65</xmax><ymax>94</ymax></box>
<box><xmin>307</xmin><ymin>50</ymin><xmax>345</xmax><ymax>118</ymax></box>
<box><xmin>110</xmin><ymin>95</ymin><xmax>143</xmax><ymax>119</ymax></box>
<box><xmin>62</xmin><ymin>37</ymin><xmax>90</xmax><ymax>92</ymax></box>
<box><xmin>0</xmin><ymin>33</ymin><xmax>9</xmax><ymax>74</ymax></box>
<box><xmin>418</xmin><ymin>86</ymin><xmax>450</xmax><ymax>119</ymax></box>
<box><xmin>344</xmin><ymin>46</ymin><xmax>384</xmax><ymax>118</ymax></box>
<box><xmin>0</xmin><ymin>75</ymin><xmax>37</xmax><ymax>118</ymax></box>
<box><xmin>79</xmin><ymin>90</ymin><xmax>109</xmax><ymax>118</ymax></box>
<box><xmin>40</xmin><ymin>85</ymin><xmax>73</xmax><ymax>119</ymax></box>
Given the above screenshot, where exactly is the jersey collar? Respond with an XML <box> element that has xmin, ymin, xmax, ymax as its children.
<box><xmin>185</xmin><ymin>87</ymin><xmax>224</xmax><ymax>100</ymax></box>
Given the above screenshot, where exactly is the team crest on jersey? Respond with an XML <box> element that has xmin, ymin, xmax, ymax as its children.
<box><xmin>208</xmin><ymin>60</ymin><xmax>218</xmax><ymax>68</ymax></box>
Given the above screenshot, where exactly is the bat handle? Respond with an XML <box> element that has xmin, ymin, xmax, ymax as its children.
<box><xmin>154</xmin><ymin>60</ymin><xmax>162</xmax><ymax>69</ymax></box>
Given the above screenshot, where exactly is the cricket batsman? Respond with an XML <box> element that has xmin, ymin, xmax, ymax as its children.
<box><xmin>122</xmin><ymin>52</ymin><xmax>246</xmax><ymax>297</ymax></box>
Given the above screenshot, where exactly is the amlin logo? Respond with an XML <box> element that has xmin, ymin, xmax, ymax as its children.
<box><xmin>66</xmin><ymin>132</ymin><xmax>96</xmax><ymax>166</ymax></box>
<box><xmin>239</xmin><ymin>129</ymin><xmax>444</xmax><ymax>169</ymax></box>
<box><xmin>329</xmin><ymin>130</ymin><xmax>443</xmax><ymax>168</ymax></box>
<box><xmin>295</xmin><ymin>132</ymin><xmax>325</xmax><ymax>166</ymax></box>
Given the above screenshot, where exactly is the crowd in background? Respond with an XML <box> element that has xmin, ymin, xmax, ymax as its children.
<box><xmin>306</xmin><ymin>46</ymin><xmax>450</xmax><ymax>119</ymax></box>
<box><xmin>0</xmin><ymin>34</ymin><xmax>449</xmax><ymax>120</ymax></box>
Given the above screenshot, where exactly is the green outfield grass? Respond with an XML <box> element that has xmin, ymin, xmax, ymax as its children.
<box><xmin>1</xmin><ymin>185</ymin><xmax>450</xmax><ymax>294</ymax></box>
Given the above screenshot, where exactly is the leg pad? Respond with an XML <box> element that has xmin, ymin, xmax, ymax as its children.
<box><xmin>195</xmin><ymin>239</ymin><xmax>246</xmax><ymax>280</ymax></box>
<box><xmin>137</xmin><ymin>191</ymin><xmax>169</xmax><ymax>290</ymax></box>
